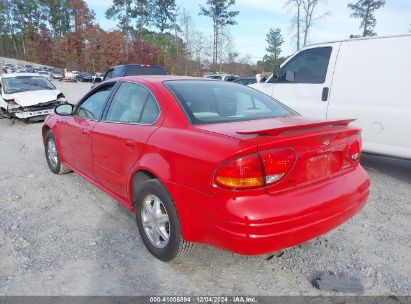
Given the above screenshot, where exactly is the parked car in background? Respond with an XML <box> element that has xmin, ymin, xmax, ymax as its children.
<box><xmin>38</xmin><ymin>70</ymin><xmax>51</xmax><ymax>81</ymax></box>
<box><xmin>50</xmin><ymin>69</ymin><xmax>63</xmax><ymax>80</ymax></box>
<box><xmin>251</xmin><ymin>34</ymin><xmax>411</xmax><ymax>159</ymax></box>
<box><xmin>206</xmin><ymin>74</ymin><xmax>239</xmax><ymax>82</ymax></box>
<box><xmin>91</xmin><ymin>64</ymin><xmax>167</xmax><ymax>89</ymax></box>
<box><xmin>92</xmin><ymin>73</ymin><xmax>104</xmax><ymax>85</ymax></box>
<box><xmin>76</xmin><ymin>72</ymin><xmax>93</xmax><ymax>82</ymax></box>
<box><xmin>43</xmin><ymin>76</ymin><xmax>369</xmax><ymax>261</ymax></box>
<box><xmin>234</xmin><ymin>77</ymin><xmax>257</xmax><ymax>86</ymax></box>
<box><xmin>60</xmin><ymin>69</ymin><xmax>77</xmax><ymax>82</ymax></box>
<box><xmin>2</xmin><ymin>63</ymin><xmax>14</xmax><ymax>73</ymax></box>
<box><xmin>0</xmin><ymin>73</ymin><xmax>66</xmax><ymax>120</ymax></box>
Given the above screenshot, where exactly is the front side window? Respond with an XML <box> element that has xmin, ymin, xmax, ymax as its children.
<box><xmin>280</xmin><ymin>47</ymin><xmax>332</xmax><ymax>84</ymax></box>
<box><xmin>165</xmin><ymin>80</ymin><xmax>294</xmax><ymax>124</ymax></box>
<box><xmin>105</xmin><ymin>82</ymin><xmax>159</xmax><ymax>124</ymax></box>
<box><xmin>75</xmin><ymin>84</ymin><xmax>114</xmax><ymax>120</ymax></box>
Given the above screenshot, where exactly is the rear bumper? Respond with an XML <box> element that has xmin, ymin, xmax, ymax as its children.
<box><xmin>164</xmin><ymin>165</ymin><xmax>370</xmax><ymax>255</ymax></box>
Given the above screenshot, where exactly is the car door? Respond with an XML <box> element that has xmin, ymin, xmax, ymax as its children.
<box><xmin>270</xmin><ymin>45</ymin><xmax>339</xmax><ymax>119</ymax></box>
<box><xmin>91</xmin><ymin>81</ymin><xmax>162</xmax><ymax>198</ymax></box>
<box><xmin>59</xmin><ymin>83</ymin><xmax>115</xmax><ymax>176</ymax></box>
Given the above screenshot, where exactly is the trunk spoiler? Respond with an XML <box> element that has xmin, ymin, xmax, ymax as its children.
<box><xmin>237</xmin><ymin>119</ymin><xmax>356</xmax><ymax>136</ymax></box>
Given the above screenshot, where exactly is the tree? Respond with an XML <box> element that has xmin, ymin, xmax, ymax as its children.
<box><xmin>285</xmin><ymin>0</ymin><xmax>302</xmax><ymax>50</ymax></box>
<box><xmin>42</xmin><ymin>0</ymin><xmax>71</xmax><ymax>38</ymax></box>
<box><xmin>0</xmin><ymin>0</ymin><xmax>7</xmax><ymax>56</ymax></box>
<box><xmin>217</xmin><ymin>29</ymin><xmax>236</xmax><ymax>72</ymax></box>
<box><xmin>192</xmin><ymin>31</ymin><xmax>209</xmax><ymax>76</ymax></box>
<box><xmin>153</xmin><ymin>0</ymin><xmax>177</xmax><ymax>33</ymax></box>
<box><xmin>67</xmin><ymin>0</ymin><xmax>95</xmax><ymax>70</ymax></box>
<box><xmin>286</xmin><ymin>0</ymin><xmax>327</xmax><ymax>49</ymax></box>
<box><xmin>199</xmin><ymin>0</ymin><xmax>239</xmax><ymax>65</ymax></box>
<box><xmin>106</xmin><ymin>0</ymin><xmax>135</xmax><ymax>59</ymax></box>
<box><xmin>265</xmin><ymin>28</ymin><xmax>284</xmax><ymax>64</ymax></box>
<box><xmin>179</xmin><ymin>8</ymin><xmax>194</xmax><ymax>75</ymax></box>
<box><xmin>134</xmin><ymin>0</ymin><xmax>152</xmax><ymax>37</ymax></box>
<box><xmin>301</xmin><ymin>0</ymin><xmax>328</xmax><ymax>46</ymax></box>
<box><xmin>348</xmin><ymin>0</ymin><xmax>386</xmax><ymax>37</ymax></box>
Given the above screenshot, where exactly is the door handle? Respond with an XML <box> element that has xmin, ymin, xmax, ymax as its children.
<box><xmin>125</xmin><ymin>140</ymin><xmax>135</xmax><ymax>148</ymax></box>
<box><xmin>322</xmin><ymin>87</ymin><xmax>329</xmax><ymax>102</ymax></box>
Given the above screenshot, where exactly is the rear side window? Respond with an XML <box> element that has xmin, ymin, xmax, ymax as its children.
<box><xmin>124</xmin><ymin>65</ymin><xmax>167</xmax><ymax>76</ymax></box>
<box><xmin>105</xmin><ymin>82</ymin><xmax>159</xmax><ymax>124</ymax></box>
<box><xmin>164</xmin><ymin>80</ymin><xmax>294</xmax><ymax>124</ymax></box>
<box><xmin>280</xmin><ymin>47</ymin><xmax>332</xmax><ymax>84</ymax></box>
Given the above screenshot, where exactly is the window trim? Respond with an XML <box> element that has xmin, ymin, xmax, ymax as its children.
<box><xmin>73</xmin><ymin>81</ymin><xmax>117</xmax><ymax>121</ymax></box>
<box><xmin>277</xmin><ymin>46</ymin><xmax>332</xmax><ymax>84</ymax></box>
<box><xmin>100</xmin><ymin>80</ymin><xmax>161</xmax><ymax>126</ymax></box>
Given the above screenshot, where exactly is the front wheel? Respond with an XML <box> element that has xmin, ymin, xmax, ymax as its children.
<box><xmin>44</xmin><ymin>131</ymin><xmax>72</xmax><ymax>175</ymax></box>
<box><xmin>135</xmin><ymin>179</ymin><xmax>193</xmax><ymax>261</ymax></box>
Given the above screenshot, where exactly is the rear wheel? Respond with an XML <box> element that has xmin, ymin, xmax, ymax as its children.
<box><xmin>44</xmin><ymin>131</ymin><xmax>72</xmax><ymax>175</ymax></box>
<box><xmin>135</xmin><ymin>179</ymin><xmax>193</xmax><ymax>261</ymax></box>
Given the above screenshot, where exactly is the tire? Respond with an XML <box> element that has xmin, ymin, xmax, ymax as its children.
<box><xmin>44</xmin><ymin>131</ymin><xmax>72</xmax><ymax>175</ymax></box>
<box><xmin>135</xmin><ymin>179</ymin><xmax>193</xmax><ymax>261</ymax></box>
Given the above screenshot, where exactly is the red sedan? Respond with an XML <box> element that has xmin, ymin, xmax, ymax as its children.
<box><xmin>42</xmin><ymin>76</ymin><xmax>370</xmax><ymax>261</ymax></box>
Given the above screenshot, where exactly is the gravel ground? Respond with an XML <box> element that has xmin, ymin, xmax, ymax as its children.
<box><xmin>0</xmin><ymin>81</ymin><xmax>410</xmax><ymax>296</ymax></box>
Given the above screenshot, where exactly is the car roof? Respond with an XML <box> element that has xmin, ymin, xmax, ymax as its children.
<box><xmin>306</xmin><ymin>33</ymin><xmax>411</xmax><ymax>48</ymax></box>
<box><xmin>111</xmin><ymin>64</ymin><xmax>165</xmax><ymax>69</ymax></box>
<box><xmin>114</xmin><ymin>75</ymin><xmax>202</xmax><ymax>84</ymax></box>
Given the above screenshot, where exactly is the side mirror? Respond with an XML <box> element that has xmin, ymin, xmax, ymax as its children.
<box><xmin>55</xmin><ymin>103</ymin><xmax>73</xmax><ymax>116</ymax></box>
<box><xmin>285</xmin><ymin>70</ymin><xmax>295</xmax><ymax>82</ymax></box>
<box><xmin>272</xmin><ymin>65</ymin><xmax>281</xmax><ymax>80</ymax></box>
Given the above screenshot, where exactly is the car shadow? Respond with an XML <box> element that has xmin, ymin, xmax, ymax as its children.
<box><xmin>361</xmin><ymin>153</ymin><xmax>411</xmax><ymax>184</ymax></box>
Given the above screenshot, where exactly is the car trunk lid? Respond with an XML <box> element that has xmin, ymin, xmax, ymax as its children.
<box><xmin>195</xmin><ymin>116</ymin><xmax>361</xmax><ymax>193</ymax></box>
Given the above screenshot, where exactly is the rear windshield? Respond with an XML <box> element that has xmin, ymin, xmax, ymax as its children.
<box><xmin>124</xmin><ymin>65</ymin><xmax>166</xmax><ymax>76</ymax></box>
<box><xmin>164</xmin><ymin>80</ymin><xmax>295</xmax><ymax>124</ymax></box>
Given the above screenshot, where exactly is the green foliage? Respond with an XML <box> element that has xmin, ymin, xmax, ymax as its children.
<box><xmin>199</xmin><ymin>0</ymin><xmax>239</xmax><ymax>27</ymax></box>
<box><xmin>105</xmin><ymin>0</ymin><xmax>135</xmax><ymax>34</ymax></box>
<box><xmin>265</xmin><ymin>28</ymin><xmax>284</xmax><ymax>62</ymax></box>
<box><xmin>199</xmin><ymin>0</ymin><xmax>239</xmax><ymax>64</ymax></box>
<box><xmin>153</xmin><ymin>0</ymin><xmax>177</xmax><ymax>33</ymax></box>
<box><xmin>42</xmin><ymin>0</ymin><xmax>71</xmax><ymax>37</ymax></box>
<box><xmin>348</xmin><ymin>0</ymin><xmax>385</xmax><ymax>37</ymax></box>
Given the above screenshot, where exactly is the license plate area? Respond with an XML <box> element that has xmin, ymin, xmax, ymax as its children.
<box><xmin>306</xmin><ymin>154</ymin><xmax>332</xmax><ymax>180</ymax></box>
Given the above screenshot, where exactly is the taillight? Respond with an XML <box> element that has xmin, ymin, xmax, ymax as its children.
<box><xmin>214</xmin><ymin>154</ymin><xmax>264</xmax><ymax>189</ymax></box>
<box><xmin>347</xmin><ymin>134</ymin><xmax>362</xmax><ymax>161</ymax></box>
<box><xmin>214</xmin><ymin>149</ymin><xmax>296</xmax><ymax>190</ymax></box>
<box><xmin>260</xmin><ymin>149</ymin><xmax>296</xmax><ymax>185</ymax></box>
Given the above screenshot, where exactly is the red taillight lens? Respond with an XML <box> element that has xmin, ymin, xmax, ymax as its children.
<box><xmin>214</xmin><ymin>149</ymin><xmax>296</xmax><ymax>190</ymax></box>
<box><xmin>260</xmin><ymin>149</ymin><xmax>296</xmax><ymax>185</ymax></box>
<box><xmin>214</xmin><ymin>154</ymin><xmax>264</xmax><ymax>189</ymax></box>
<box><xmin>347</xmin><ymin>134</ymin><xmax>362</xmax><ymax>161</ymax></box>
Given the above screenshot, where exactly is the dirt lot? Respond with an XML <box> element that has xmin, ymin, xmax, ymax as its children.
<box><xmin>0</xmin><ymin>81</ymin><xmax>410</xmax><ymax>296</ymax></box>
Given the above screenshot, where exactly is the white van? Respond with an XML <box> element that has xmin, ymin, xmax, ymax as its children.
<box><xmin>250</xmin><ymin>34</ymin><xmax>411</xmax><ymax>159</ymax></box>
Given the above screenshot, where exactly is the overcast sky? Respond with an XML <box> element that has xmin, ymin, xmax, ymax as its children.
<box><xmin>87</xmin><ymin>0</ymin><xmax>411</xmax><ymax>62</ymax></box>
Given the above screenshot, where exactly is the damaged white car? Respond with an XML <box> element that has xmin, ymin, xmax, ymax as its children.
<box><xmin>0</xmin><ymin>73</ymin><xmax>66</xmax><ymax>121</ymax></box>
